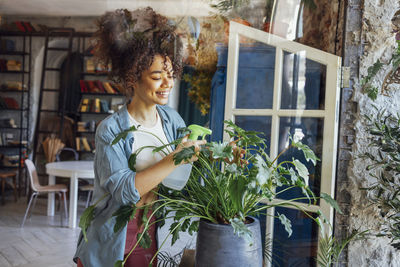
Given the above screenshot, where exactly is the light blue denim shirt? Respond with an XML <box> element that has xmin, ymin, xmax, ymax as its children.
<box><xmin>74</xmin><ymin>104</ymin><xmax>185</xmax><ymax>267</ymax></box>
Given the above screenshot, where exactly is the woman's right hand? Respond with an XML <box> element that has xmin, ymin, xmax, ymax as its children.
<box><xmin>173</xmin><ymin>135</ymin><xmax>207</xmax><ymax>163</ymax></box>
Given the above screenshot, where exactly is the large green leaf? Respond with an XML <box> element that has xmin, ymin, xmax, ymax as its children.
<box><xmin>188</xmin><ymin>220</ymin><xmax>199</xmax><ymax>235</ymax></box>
<box><xmin>293</xmin><ymin>159</ymin><xmax>309</xmax><ymax>186</ymax></box>
<box><xmin>173</xmin><ymin>146</ymin><xmax>195</xmax><ymax>165</ymax></box>
<box><xmin>321</xmin><ymin>193</ymin><xmax>342</xmax><ymax>214</ymax></box>
<box><xmin>225</xmin><ymin>163</ymin><xmax>239</xmax><ymax>174</ymax></box>
<box><xmin>79</xmin><ymin>205</ymin><xmax>96</xmax><ymax>242</ymax></box>
<box><xmin>137</xmin><ymin>230</ymin><xmax>151</xmax><ymax>249</ymax></box>
<box><xmin>229</xmin><ymin>217</ymin><xmax>253</xmax><ymax>245</ymax></box>
<box><xmin>112</xmin><ymin>125</ymin><xmax>139</xmax><ymax>145</ymax></box>
<box><xmin>169</xmin><ymin>221</ymin><xmax>182</xmax><ymax>246</ymax></box>
<box><xmin>254</xmin><ymin>154</ymin><xmax>271</xmax><ymax>185</ymax></box>
<box><xmin>292</xmin><ymin>141</ymin><xmax>319</xmax><ymax>165</ymax></box>
<box><xmin>112</xmin><ymin>205</ymin><xmax>137</xmax><ymax>233</ymax></box>
<box><xmin>128</xmin><ymin>153</ymin><xmax>137</xmax><ymax>172</ymax></box>
<box><xmin>228</xmin><ymin>176</ymin><xmax>247</xmax><ymax>211</ymax></box>
<box><xmin>209</xmin><ymin>142</ymin><xmax>233</xmax><ymax>161</ymax></box>
<box><xmin>277</xmin><ymin>213</ymin><xmax>292</xmax><ymax>237</ymax></box>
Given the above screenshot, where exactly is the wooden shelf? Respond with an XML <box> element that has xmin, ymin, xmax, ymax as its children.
<box><xmin>0</xmin><ymin>51</ymin><xmax>29</xmax><ymax>56</ymax></box>
<box><xmin>81</xmin><ymin>92</ymin><xmax>123</xmax><ymax>97</ymax></box>
<box><xmin>0</xmin><ymin>89</ymin><xmax>28</xmax><ymax>93</ymax></box>
<box><xmin>82</xmin><ymin>72</ymin><xmax>109</xmax><ymax>76</ymax></box>
<box><xmin>0</xmin><ymin>144</ymin><xmax>28</xmax><ymax>149</ymax></box>
<box><xmin>0</xmin><ymin>108</ymin><xmax>28</xmax><ymax>111</ymax></box>
<box><xmin>0</xmin><ymin>70</ymin><xmax>28</xmax><ymax>74</ymax></box>
<box><xmin>0</xmin><ymin>30</ymin><xmax>93</xmax><ymax>37</ymax></box>
<box><xmin>79</xmin><ymin>111</ymin><xmax>112</xmax><ymax>115</ymax></box>
<box><xmin>1</xmin><ymin>127</ymin><xmax>27</xmax><ymax>130</ymax></box>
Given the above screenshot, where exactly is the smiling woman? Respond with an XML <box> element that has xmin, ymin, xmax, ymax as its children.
<box><xmin>73</xmin><ymin>7</ymin><xmax>206</xmax><ymax>267</ymax></box>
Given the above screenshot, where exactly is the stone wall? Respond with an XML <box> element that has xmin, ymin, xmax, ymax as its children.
<box><xmin>339</xmin><ymin>0</ymin><xmax>400</xmax><ymax>266</ymax></box>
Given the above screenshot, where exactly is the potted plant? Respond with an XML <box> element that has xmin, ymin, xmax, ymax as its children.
<box><xmin>80</xmin><ymin>120</ymin><xmax>340</xmax><ymax>267</ymax></box>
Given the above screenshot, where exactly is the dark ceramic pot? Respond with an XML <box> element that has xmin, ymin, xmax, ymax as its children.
<box><xmin>195</xmin><ymin>217</ymin><xmax>262</xmax><ymax>267</ymax></box>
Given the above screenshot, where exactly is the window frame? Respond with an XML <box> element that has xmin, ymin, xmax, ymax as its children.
<box><xmin>223</xmin><ymin>21</ymin><xmax>342</xmax><ymax>265</ymax></box>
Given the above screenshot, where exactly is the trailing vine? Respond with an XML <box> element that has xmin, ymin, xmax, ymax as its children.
<box><xmin>361</xmin><ymin>38</ymin><xmax>400</xmax><ymax>100</ymax></box>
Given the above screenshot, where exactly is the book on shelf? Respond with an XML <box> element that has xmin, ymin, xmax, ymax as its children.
<box><xmin>85</xmin><ymin>59</ymin><xmax>96</xmax><ymax>73</ymax></box>
<box><xmin>95</xmin><ymin>80</ymin><xmax>106</xmax><ymax>93</ymax></box>
<box><xmin>6</xmin><ymin>60</ymin><xmax>22</xmax><ymax>71</ymax></box>
<box><xmin>0</xmin><ymin>118</ymin><xmax>17</xmax><ymax>128</ymax></box>
<box><xmin>77</xmin><ymin>120</ymin><xmax>96</xmax><ymax>132</ymax></box>
<box><xmin>103</xmin><ymin>82</ymin><xmax>116</xmax><ymax>94</ymax></box>
<box><xmin>2</xmin><ymin>154</ymin><xmax>19</xmax><ymax>167</ymax></box>
<box><xmin>0</xmin><ymin>97</ymin><xmax>19</xmax><ymax>109</ymax></box>
<box><xmin>94</xmin><ymin>98</ymin><xmax>101</xmax><ymax>113</ymax></box>
<box><xmin>86</xmin><ymin>80</ymin><xmax>102</xmax><ymax>93</ymax></box>
<box><xmin>75</xmin><ymin>137</ymin><xmax>81</xmax><ymax>151</ymax></box>
<box><xmin>0</xmin><ymin>21</ymin><xmax>45</xmax><ymax>32</ymax></box>
<box><xmin>0</xmin><ymin>132</ymin><xmax>14</xmax><ymax>145</ymax></box>
<box><xmin>8</xmin><ymin>140</ymin><xmax>28</xmax><ymax>146</ymax></box>
<box><xmin>81</xmin><ymin>137</ymin><xmax>92</xmax><ymax>152</ymax></box>
<box><xmin>79</xmin><ymin>97</ymin><xmax>111</xmax><ymax>113</ymax></box>
<box><xmin>79</xmin><ymin>80</ymin><xmax>88</xmax><ymax>93</ymax></box>
<box><xmin>1</xmin><ymin>81</ymin><xmax>25</xmax><ymax>91</ymax></box>
<box><xmin>100</xmin><ymin>99</ymin><xmax>109</xmax><ymax>113</ymax></box>
<box><xmin>79</xmin><ymin>98</ymin><xmax>90</xmax><ymax>112</ymax></box>
<box><xmin>0</xmin><ymin>39</ymin><xmax>15</xmax><ymax>52</ymax></box>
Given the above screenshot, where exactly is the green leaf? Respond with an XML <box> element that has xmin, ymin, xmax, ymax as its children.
<box><xmin>78</xmin><ymin>205</ymin><xmax>96</xmax><ymax>242</ymax></box>
<box><xmin>228</xmin><ymin>176</ymin><xmax>247</xmax><ymax>211</ymax></box>
<box><xmin>170</xmin><ymin>222</ymin><xmax>181</xmax><ymax>246</ymax></box>
<box><xmin>177</xmin><ymin>127</ymin><xmax>191</xmax><ymax>137</ymax></box>
<box><xmin>254</xmin><ymin>154</ymin><xmax>271</xmax><ymax>185</ymax></box>
<box><xmin>289</xmin><ymin>168</ymin><xmax>298</xmax><ymax>185</ymax></box>
<box><xmin>112</xmin><ymin>205</ymin><xmax>137</xmax><ymax>233</ymax></box>
<box><xmin>173</xmin><ymin>146</ymin><xmax>195</xmax><ymax>165</ymax></box>
<box><xmin>128</xmin><ymin>153</ymin><xmax>137</xmax><ymax>172</ymax></box>
<box><xmin>114</xmin><ymin>260</ymin><xmax>124</xmax><ymax>267</ymax></box>
<box><xmin>188</xmin><ymin>220</ymin><xmax>199</xmax><ymax>235</ymax></box>
<box><xmin>209</xmin><ymin>142</ymin><xmax>233</xmax><ymax>161</ymax></box>
<box><xmin>225</xmin><ymin>163</ymin><xmax>239</xmax><ymax>174</ymax></box>
<box><xmin>229</xmin><ymin>217</ymin><xmax>253</xmax><ymax>245</ymax></box>
<box><xmin>277</xmin><ymin>213</ymin><xmax>292</xmax><ymax>237</ymax></box>
<box><xmin>292</xmin><ymin>141</ymin><xmax>319</xmax><ymax>165</ymax></box>
<box><xmin>112</xmin><ymin>125</ymin><xmax>139</xmax><ymax>145</ymax></box>
<box><xmin>365</xmin><ymin>85</ymin><xmax>379</xmax><ymax>100</ymax></box>
<box><xmin>293</xmin><ymin>159</ymin><xmax>309</xmax><ymax>186</ymax></box>
<box><xmin>137</xmin><ymin>230</ymin><xmax>151</xmax><ymax>249</ymax></box>
<box><xmin>321</xmin><ymin>193</ymin><xmax>342</xmax><ymax>214</ymax></box>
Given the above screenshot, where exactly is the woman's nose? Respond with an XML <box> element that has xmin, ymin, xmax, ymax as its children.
<box><xmin>162</xmin><ymin>76</ymin><xmax>173</xmax><ymax>88</ymax></box>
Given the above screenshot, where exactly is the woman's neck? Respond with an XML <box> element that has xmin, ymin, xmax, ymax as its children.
<box><xmin>127</xmin><ymin>98</ymin><xmax>158</xmax><ymax>127</ymax></box>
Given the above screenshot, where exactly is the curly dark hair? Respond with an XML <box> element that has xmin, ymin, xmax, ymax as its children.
<box><xmin>93</xmin><ymin>7</ymin><xmax>183</xmax><ymax>97</ymax></box>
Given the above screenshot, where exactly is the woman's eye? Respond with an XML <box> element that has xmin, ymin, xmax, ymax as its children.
<box><xmin>151</xmin><ymin>77</ymin><xmax>161</xmax><ymax>80</ymax></box>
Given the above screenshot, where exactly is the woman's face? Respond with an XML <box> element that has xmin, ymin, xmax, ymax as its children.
<box><xmin>133</xmin><ymin>54</ymin><xmax>174</xmax><ymax>106</ymax></box>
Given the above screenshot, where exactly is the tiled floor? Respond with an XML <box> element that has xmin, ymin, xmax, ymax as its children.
<box><xmin>0</xmin><ymin>191</ymin><xmax>196</xmax><ymax>267</ymax></box>
<box><xmin>0</xmin><ymin>194</ymin><xmax>80</xmax><ymax>267</ymax></box>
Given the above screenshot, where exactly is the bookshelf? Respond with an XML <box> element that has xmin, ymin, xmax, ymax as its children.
<box><xmin>0</xmin><ymin>31</ymin><xmax>32</xmax><ymax>194</ymax></box>
<box><xmin>75</xmin><ymin>37</ymin><xmax>125</xmax><ymax>157</ymax></box>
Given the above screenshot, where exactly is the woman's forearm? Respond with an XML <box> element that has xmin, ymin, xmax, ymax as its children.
<box><xmin>134</xmin><ymin>153</ymin><xmax>177</xmax><ymax>197</ymax></box>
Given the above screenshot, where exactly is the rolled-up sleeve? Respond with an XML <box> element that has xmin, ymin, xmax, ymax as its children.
<box><xmin>95</xmin><ymin>128</ymin><xmax>140</xmax><ymax>206</ymax></box>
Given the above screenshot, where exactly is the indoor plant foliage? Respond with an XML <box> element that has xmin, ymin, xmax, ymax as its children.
<box><xmin>80</xmin><ymin>120</ymin><xmax>339</xmax><ymax>267</ymax></box>
<box><xmin>361</xmin><ymin>108</ymin><xmax>400</xmax><ymax>249</ymax></box>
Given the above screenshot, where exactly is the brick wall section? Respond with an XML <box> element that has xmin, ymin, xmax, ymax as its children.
<box><xmin>334</xmin><ymin>1</ymin><xmax>363</xmax><ymax>266</ymax></box>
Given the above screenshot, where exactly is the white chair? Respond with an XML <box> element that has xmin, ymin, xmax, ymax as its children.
<box><xmin>21</xmin><ymin>159</ymin><xmax>68</xmax><ymax>227</ymax></box>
